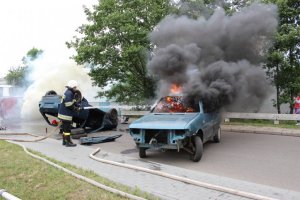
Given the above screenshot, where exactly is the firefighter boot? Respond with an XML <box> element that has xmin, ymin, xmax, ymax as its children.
<box><xmin>62</xmin><ymin>134</ymin><xmax>66</xmax><ymax>146</ymax></box>
<box><xmin>65</xmin><ymin>135</ymin><xmax>76</xmax><ymax>147</ymax></box>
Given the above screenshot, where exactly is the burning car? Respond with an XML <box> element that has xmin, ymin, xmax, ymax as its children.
<box><xmin>129</xmin><ymin>96</ymin><xmax>221</xmax><ymax>162</ymax></box>
<box><xmin>39</xmin><ymin>90</ymin><xmax>118</xmax><ymax>133</ymax></box>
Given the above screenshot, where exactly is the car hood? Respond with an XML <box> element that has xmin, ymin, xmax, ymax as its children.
<box><xmin>129</xmin><ymin>113</ymin><xmax>198</xmax><ymax>129</ymax></box>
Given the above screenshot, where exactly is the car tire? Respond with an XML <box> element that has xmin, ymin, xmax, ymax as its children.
<box><xmin>139</xmin><ymin>147</ymin><xmax>147</xmax><ymax>158</ymax></box>
<box><xmin>189</xmin><ymin>136</ymin><xmax>203</xmax><ymax>162</ymax></box>
<box><xmin>45</xmin><ymin>90</ymin><xmax>57</xmax><ymax>96</ymax></box>
<box><xmin>74</xmin><ymin>90</ymin><xmax>82</xmax><ymax>103</ymax></box>
<box><xmin>71</xmin><ymin>128</ymin><xmax>85</xmax><ymax>135</ymax></box>
<box><xmin>213</xmin><ymin>127</ymin><xmax>221</xmax><ymax>143</ymax></box>
<box><xmin>108</xmin><ymin>108</ymin><xmax>118</xmax><ymax>127</ymax></box>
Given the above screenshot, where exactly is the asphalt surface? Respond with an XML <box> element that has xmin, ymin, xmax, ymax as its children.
<box><xmin>1</xmin><ymin>119</ymin><xmax>300</xmax><ymax>200</ymax></box>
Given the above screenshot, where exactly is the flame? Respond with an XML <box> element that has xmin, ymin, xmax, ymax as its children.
<box><xmin>166</xmin><ymin>96</ymin><xmax>173</xmax><ymax>103</ymax></box>
<box><xmin>154</xmin><ymin>96</ymin><xmax>196</xmax><ymax>113</ymax></box>
<box><xmin>170</xmin><ymin>84</ymin><xmax>182</xmax><ymax>94</ymax></box>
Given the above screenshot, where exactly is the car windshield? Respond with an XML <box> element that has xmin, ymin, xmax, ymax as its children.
<box><xmin>152</xmin><ymin>96</ymin><xmax>199</xmax><ymax>113</ymax></box>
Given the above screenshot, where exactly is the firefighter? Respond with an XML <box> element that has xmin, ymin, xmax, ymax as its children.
<box><xmin>58</xmin><ymin>80</ymin><xmax>81</xmax><ymax>147</ymax></box>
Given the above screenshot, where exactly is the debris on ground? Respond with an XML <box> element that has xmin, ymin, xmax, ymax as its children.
<box><xmin>120</xmin><ymin>116</ymin><xmax>129</xmax><ymax>124</ymax></box>
<box><xmin>80</xmin><ymin>134</ymin><xmax>122</xmax><ymax>145</ymax></box>
<box><xmin>118</xmin><ymin>128</ymin><xmax>129</xmax><ymax>132</ymax></box>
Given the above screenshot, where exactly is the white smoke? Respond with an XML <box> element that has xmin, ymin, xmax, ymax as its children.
<box><xmin>21</xmin><ymin>52</ymin><xmax>100</xmax><ymax>120</ymax></box>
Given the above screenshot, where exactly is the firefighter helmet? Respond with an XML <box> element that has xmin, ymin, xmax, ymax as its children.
<box><xmin>67</xmin><ymin>80</ymin><xmax>78</xmax><ymax>88</ymax></box>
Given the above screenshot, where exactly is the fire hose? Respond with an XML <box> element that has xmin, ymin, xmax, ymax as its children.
<box><xmin>0</xmin><ymin>189</ymin><xmax>21</xmax><ymax>200</ymax></box>
<box><xmin>0</xmin><ymin>122</ymin><xmax>61</xmax><ymax>142</ymax></box>
<box><xmin>0</xmin><ymin>131</ymin><xmax>56</xmax><ymax>142</ymax></box>
<box><xmin>0</xmin><ymin>131</ymin><xmax>145</xmax><ymax>200</ymax></box>
<box><xmin>0</xmin><ymin>128</ymin><xmax>61</xmax><ymax>200</ymax></box>
<box><xmin>90</xmin><ymin>148</ymin><xmax>278</xmax><ymax>200</ymax></box>
<box><xmin>1</xmin><ymin>131</ymin><xmax>278</xmax><ymax>200</ymax></box>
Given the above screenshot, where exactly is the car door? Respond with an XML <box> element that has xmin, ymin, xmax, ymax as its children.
<box><xmin>199</xmin><ymin>101</ymin><xmax>214</xmax><ymax>141</ymax></box>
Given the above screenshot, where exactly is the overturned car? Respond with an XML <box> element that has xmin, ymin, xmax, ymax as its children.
<box><xmin>39</xmin><ymin>90</ymin><xmax>118</xmax><ymax>133</ymax></box>
<box><xmin>129</xmin><ymin>96</ymin><xmax>221</xmax><ymax>162</ymax></box>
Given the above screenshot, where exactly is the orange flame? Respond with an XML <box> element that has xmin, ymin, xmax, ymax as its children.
<box><xmin>170</xmin><ymin>84</ymin><xmax>182</xmax><ymax>94</ymax></box>
<box><xmin>166</xmin><ymin>96</ymin><xmax>173</xmax><ymax>103</ymax></box>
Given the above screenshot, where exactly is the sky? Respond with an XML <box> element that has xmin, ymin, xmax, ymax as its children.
<box><xmin>0</xmin><ymin>0</ymin><xmax>97</xmax><ymax>78</ymax></box>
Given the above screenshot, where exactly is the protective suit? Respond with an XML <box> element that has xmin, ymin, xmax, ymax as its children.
<box><xmin>58</xmin><ymin>80</ymin><xmax>81</xmax><ymax>147</ymax></box>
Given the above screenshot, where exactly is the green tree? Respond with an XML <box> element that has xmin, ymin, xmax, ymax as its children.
<box><xmin>67</xmin><ymin>0</ymin><xmax>172</xmax><ymax>104</ymax></box>
<box><xmin>263</xmin><ymin>0</ymin><xmax>300</xmax><ymax>113</ymax></box>
<box><xmin>5</xmin><ymin>66</ymin><xmax>28</xmax><ymax>86</ymax></box>
<box><xmin>229</xmin><ymin>0</ymin><xmax>254</xmax><ymax>11</ymax></box>
<box><xmin>174</xmin><ymin>0</ymin><xmax>215</xmax><ymax>18</ymax></box>
<box><xmin>23</xmin><ymin>47</ymin><xmax>43</xmax><ymax>63</ymax></box>
<box><xmin>176</xmin><ymin>0</ymin><xmax>256</xmax><ymax>16</ymax></box>
<box><xmin>5</xmin><ymin>47</ymin><xmax>43</xmax><ymax>87</ymax></box>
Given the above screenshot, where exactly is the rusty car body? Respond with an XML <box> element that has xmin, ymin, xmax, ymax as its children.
<box><xmin>129</xmin><ymin>96</ymin><xmax>221</xmax><ymax>162</ymax></box>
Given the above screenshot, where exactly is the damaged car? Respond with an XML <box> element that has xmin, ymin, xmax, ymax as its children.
<box><xmin>39</xmin><ymin>90</ymin><xmax>118</xmax><ymax>133</ymax></box>
<box><xmin>129</xmin><ymin>96</ymin><xmax>221</xmax><ymax>162</ymax></box>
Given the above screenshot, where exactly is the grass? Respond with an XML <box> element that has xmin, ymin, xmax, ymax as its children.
<box><xmin>0</xmin><ymin>140</ymin><xmax>158</xmax><ymax>200</ymax></box>
<box><xmin>222</xmin><ymin>118</ymin><xmax>300</xmax><ymax>129</ymax></box>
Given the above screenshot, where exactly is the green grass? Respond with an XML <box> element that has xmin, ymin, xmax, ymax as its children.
<box><xmin>222</xmin><ymin>118</ymin><xmax>300</xmax><ymax>129</ymax></box>
<box><xmin>0</xmin><ymin>140</ymin><xmax>158</xmax><ymax>200</ymax></box>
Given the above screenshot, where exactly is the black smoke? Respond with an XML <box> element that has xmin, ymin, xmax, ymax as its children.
<box><xmin>147</xmin><ymin>3</ymin><xmax>278</xmax><ymax>112</ymax></box>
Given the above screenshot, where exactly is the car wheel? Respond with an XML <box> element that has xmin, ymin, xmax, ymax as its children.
<box><xmin>139</xmin><ymin>147</ymin><xmax>147</xmax><ymax>158</ymax></box>
<box><xmin>74</xmin><ymin>90</ymin><xmax>82</xmax><ymax>103</ymax></box>
<box><xmin>45</xmin><ymin>90</ymin><xmax>57</xmax><ymax>96</ymax></box>
<box><xmin>71</xmin><ymin>128</ymin><xmax>85</xmax><ymax>135</ymax></box>
<box><xmin>189</xmin><ymin>136</ymin><xmax>203</xmax><ymax>162</ymax></box>
<box><xmin>108</xmin><ymin>108</ymin><xmax>118</xmax><ymax>127</ymax></box>
<box><xmin>213</xmin><ymin>127</ymin><xmax>221</xmax><ymax>143</ymax></box>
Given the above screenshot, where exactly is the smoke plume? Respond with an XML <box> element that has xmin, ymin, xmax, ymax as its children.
<box><xmin>21</xmin><ymin>52</ymin><xmax>100</xmax><ymax>120</ymax></box>
<box><xmin>147</xmin><ymin>3</ymin><xmax>278</xmax><ymax>112</ymax></box>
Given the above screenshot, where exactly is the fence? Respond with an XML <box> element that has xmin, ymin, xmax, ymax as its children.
<box><xmin>223</xmin><ymin>112</ymin><xmax>300</xmax><ymax>124</ymax></box>
<box><xmin>119</xmin><ymin>110</ymin><xmax>300</xmax><ymax>125</ymax></box>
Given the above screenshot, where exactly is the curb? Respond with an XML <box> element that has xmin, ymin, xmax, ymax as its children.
<box><xmin>221</xmin><ymin>125</ymin><xmax>300</xmax><ymax>137</ymax></box>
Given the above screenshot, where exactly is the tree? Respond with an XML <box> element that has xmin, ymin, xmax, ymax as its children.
<box><xmin>176</xmin><ymin>0</ymin><xmax>257</xmax><ymax>16</ymax></box>
<box><xmin>174</xmin><ymin>0</ymin><xmax>215</xmax><ymax>18</ymax></box>
<box><xmin>229</xmin><ymin>0</ymin><xmax>254</xmax><ymax>11</ymax></box>
<box><xmin>5</xmin><ymin>47</ymin><xmax>43</xmax><ymax>87</ymax></box>
<box><xmin>23</xmin><ymin>47</ymin><xmax>43</xmax><ymax>63</ymax></box>
<box><xmin>263</xmin><ymin>0</ymin><xmax>300</xmax><ymax>113</ymax></box>
<box><xmin>5</xmin><ymin>66</ymin><xmax>28</xmax><ymax>86</ymax></box>
<box><xmin>67</xmin><ymin>0</ymin><xmax>172</xmax><ymax>104</ymax></box>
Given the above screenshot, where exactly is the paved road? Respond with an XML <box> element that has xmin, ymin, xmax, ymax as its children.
<box><xmin>81</xmin><ymin>124</ymin><xmax>300</xmax><ymax>193</ymax></box>
<box><xmin>1</xmin><ymin>119</ymin><xmax>300</xmax><ymax>197</ymax></box>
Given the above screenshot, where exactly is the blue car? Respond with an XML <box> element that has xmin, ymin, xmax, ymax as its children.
<box><xmin>129</xmin><ymin>96</ymin><xmax>221</xmax><ymax>162</ymax></box>
<box><xmin>39</xmin><ymin>90</ymin><xmax>118</xmax><ymax>133</ymax></box>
